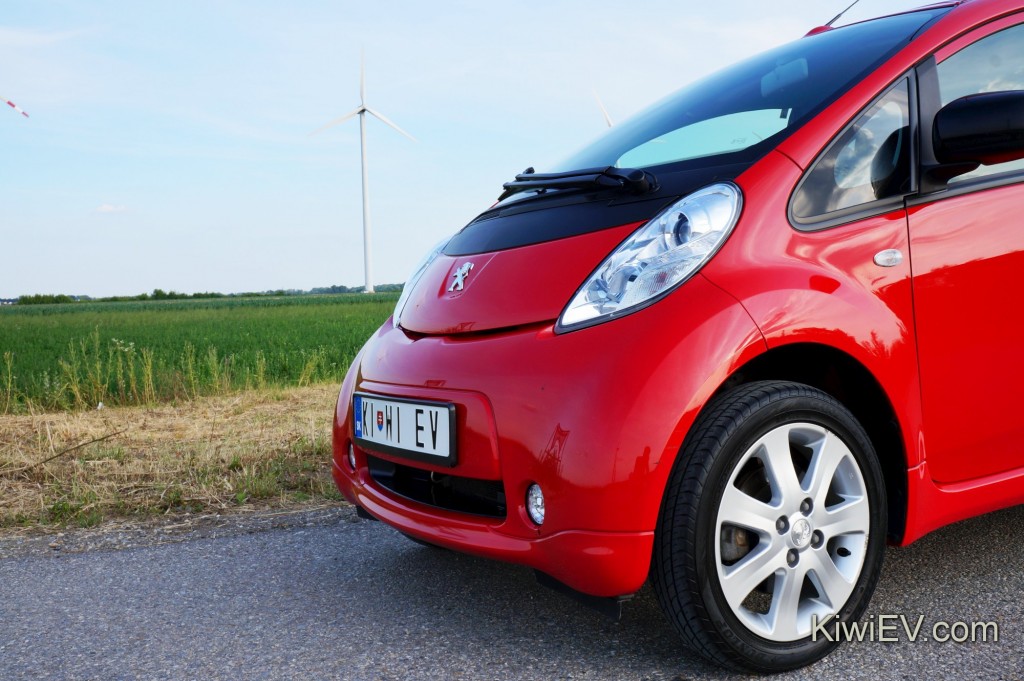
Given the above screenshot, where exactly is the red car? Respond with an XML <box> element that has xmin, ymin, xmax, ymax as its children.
<box><xmin>332</xmin><ymin>0</ymin><xmax>1024</xmax><ymax>671</ymax></box>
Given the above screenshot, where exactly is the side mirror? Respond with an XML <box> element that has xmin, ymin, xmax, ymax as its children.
<box><xmin>933</xmin><ymin>90</ymin><xmax>1024</xmax><ymax>166</ymax></box>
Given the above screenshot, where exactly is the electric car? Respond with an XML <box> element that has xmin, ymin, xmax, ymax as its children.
<box><xmin>332</xmin><ymin>0</ymin><xmax>1024</xmax><ymax>671</ymax></box>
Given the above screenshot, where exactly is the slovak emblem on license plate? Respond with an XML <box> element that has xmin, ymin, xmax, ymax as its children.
<box><xmin>352</xmin><ymin>393</ymin><xmax>456</xmax><ymax>466</ymax></box>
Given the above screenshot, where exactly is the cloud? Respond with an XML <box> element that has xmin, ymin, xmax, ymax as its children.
<box><xmin>0</xmin><ymin>27</ymin><xmax>89</xmax><ymax>48</ymax></box>
<box><xmin>95</xmin><ymin>204</ymin><xmax>127</xmax><ymax>214</ymax></box>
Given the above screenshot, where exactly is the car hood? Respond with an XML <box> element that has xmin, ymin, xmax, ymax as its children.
<box><xmin>397</xmin><ymin>223</ymin><xmax>639</xmax><ymax>335</ymax></box>
<box><xmin>398</xmin><ymin>163</ymin><xmax>747</xmax><ymax>335</ymax></box>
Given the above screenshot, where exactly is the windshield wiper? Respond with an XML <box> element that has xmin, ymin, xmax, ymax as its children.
<box><xmin>499</xmin><ymin>166</ymin><xmax>658</xmax><ymax>201</ymax></box>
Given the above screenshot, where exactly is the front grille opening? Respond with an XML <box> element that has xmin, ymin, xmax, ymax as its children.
<box><xmin>366</xmin><ymin>454</ymin><xmax>507</xmax><ymax>519</ymax></box>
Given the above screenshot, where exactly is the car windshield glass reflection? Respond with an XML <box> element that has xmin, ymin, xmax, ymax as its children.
<box><xmin>549</xmin><ymin>8</ymin><xmax>946</xmax><ymax>174</ymax></box>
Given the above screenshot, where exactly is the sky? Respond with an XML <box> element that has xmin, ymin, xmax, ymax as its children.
<box><xmin>1</xmin><ymin>0</ymin><xmax>934</xmax><ymax>298</ymax></box>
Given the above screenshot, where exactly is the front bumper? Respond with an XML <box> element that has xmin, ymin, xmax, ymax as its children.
<box><xmin>332</xmin><ymin>458</ymin><xmax>654</xmax><ymax>596</ymax></box>
<box><xmin>332</xmin><ymin>274</ymin><xmax>766</xmax><ymax>597</ymax></box>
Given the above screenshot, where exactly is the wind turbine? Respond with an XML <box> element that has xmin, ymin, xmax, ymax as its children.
<box><xmin>2</xmin><ymin>96</ymin><xmax>29</xmax><ymax>118</ymax></box>
<box><xmin>311</xmin><ymin>54</ymin><xmax>415</xmax><ymax>294</ymax></box>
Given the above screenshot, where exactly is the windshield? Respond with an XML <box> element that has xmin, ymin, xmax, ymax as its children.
<box><xmin>549</xmin><ymin>8</ymin><xmax>948</xmax><ymax>173</ymax></box>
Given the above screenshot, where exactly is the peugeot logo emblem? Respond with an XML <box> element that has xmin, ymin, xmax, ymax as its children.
<box><xmin>448</xmin><ymin>262</ymin><xmax>474</xmax><ymax>292</ymax></box>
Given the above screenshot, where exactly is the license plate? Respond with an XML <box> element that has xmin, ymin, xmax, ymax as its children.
<box><xmin>352</xmin><ymin>392</ymin><xmax>456</xmax><ymax>466</ymax></box>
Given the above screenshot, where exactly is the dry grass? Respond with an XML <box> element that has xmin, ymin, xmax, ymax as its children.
<box><xmin>0</xmin><ymin>385</ymin><xmax>345</xmax><ymax>528</ymax></box>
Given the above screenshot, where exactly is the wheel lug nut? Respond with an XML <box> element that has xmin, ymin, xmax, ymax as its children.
<box><xmin>811</xmin><ymin>530</ymin><xmax>824</xmax><ymax>548</ymax></box>
<box><xmin>800</xmin><ymin>498</ymin><xmax>813</xmax><ymax>514</ymax></box>
<box><xmin>787</xmin><ymin>549</ymin><xmax>799</xmax><ymax>567</ymax></box>
<box><xmin>776</xmin><ymin>517</ymin><xmax>789</xmax><ymax>534</ymax></box>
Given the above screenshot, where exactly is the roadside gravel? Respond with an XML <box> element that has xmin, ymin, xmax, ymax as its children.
<box><xmin>0</xmin><ymin>504</ymin><xmax>348</xmax><ymax>560</ymax></box>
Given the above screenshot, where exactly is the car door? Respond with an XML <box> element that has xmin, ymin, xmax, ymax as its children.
<box><xmin>907</xmin><ymin>17</ymin><xmax>1024</xmax><ymax>484</ymax></box>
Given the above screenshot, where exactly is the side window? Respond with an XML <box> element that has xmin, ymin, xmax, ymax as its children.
<box><xmin>936</xmin><ymin>23</ymin><xmax>1024</xmax><ymax>183</ymax></box>
<box><xmin>792</xmin><ymin>79</ymin><xmax>911</xmax><ymax>221</ymax></box>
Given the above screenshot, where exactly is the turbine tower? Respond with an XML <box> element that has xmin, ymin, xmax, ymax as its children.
<box><xmin>311</xmin><ymin>54</ymin><xmax>414</xmax><ymax>294</ymax></box>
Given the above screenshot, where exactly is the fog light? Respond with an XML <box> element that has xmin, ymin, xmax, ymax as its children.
<box><xmin>347</xmin><ymin>444</ymin><xmax>357</xmax><ymax>471</ymax></box>
<box><xmin>526</xmin><ymin>483</ymin><xmax>545</xmax><ymax>525</ymax></box>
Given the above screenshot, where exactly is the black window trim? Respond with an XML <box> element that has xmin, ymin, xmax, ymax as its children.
<box><xmin>906</xmin><ymin>171</ymin><xmax>1024</xmax><ymax>208</ymax></box>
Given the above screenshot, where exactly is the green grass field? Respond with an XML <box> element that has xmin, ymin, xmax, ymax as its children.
<box><xmin>0</xmin><ymin>294</ymin><xmax>398</xmax><ymax>413</ymax></box>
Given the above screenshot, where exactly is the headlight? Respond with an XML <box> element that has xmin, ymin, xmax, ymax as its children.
<box><xmin>557</xmin><ymin>183</ymin><xmax>742</xmax><ymax>331</ymax></box>
<box><xmin>393</xmin><ymin>238</ymin><xmax>448</xmax><ymax>328</ymax></box>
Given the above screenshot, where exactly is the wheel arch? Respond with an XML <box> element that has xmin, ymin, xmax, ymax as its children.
<box><xmin>708</xmin><ymin>342</ymin><xmax>908</xmax><ymax>543</ymax></box>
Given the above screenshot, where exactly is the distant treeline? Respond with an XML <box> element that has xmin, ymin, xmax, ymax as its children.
<box><xmin>11</xmin><ymin>283</ymin><xmax>404</xmax><ymax>306</ymax></box>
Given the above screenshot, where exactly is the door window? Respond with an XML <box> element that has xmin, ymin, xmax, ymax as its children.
<box><xmin>936</xmin><ymin>24</ymin><xmax>1024</xmax><ymax>183</ymax></box>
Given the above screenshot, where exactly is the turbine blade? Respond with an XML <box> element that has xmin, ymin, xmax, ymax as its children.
<box><xmin>2</xmin><ymin>96</ymin><xmax>29</xmax><ymax>118</ymax></box>
<box><xmin>364</xmin><ymin>106</ymin><xmax>416</xmax><ymax>141</ymax></box>
<box><xmin>308</xmin><ymin>106</ymin><xmax>363</xmax><ymax>136</ymax></box>
<box><xmin>593</xmin><ymin>90</ymin><xmax>613</xmax><ymax>127</ymax></box>
<box><xmin>360</xmin><ymin>49</ymin><xmax>366</xmax><ymax>105</ymax></box>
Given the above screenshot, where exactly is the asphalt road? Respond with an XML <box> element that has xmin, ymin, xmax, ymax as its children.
<box><xmin>1</xmin><ymin>505</ymin><xmax>1022</xmax><ymax>681</ymax></box>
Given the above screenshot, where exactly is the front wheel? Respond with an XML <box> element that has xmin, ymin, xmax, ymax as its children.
<box><xmin>652</xmin><ymin>381</ymin><xmax>887</xmax><ymax>672</ymax></box>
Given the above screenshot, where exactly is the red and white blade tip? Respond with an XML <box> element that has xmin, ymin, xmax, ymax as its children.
<box><xmin>2</xmin><ymin>97</ymin><xmax>29</xmax><ymax>118</ymax></box>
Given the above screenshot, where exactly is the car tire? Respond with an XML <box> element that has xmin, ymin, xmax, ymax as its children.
<box><xmin>652</xmin><ymin>380</ymin><xmax>887</xmax><ymax>672</ymax></box>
